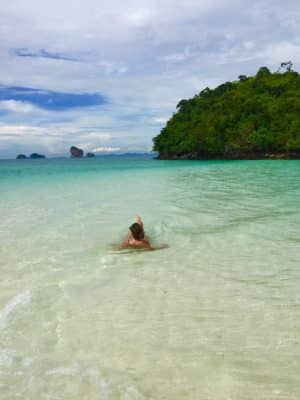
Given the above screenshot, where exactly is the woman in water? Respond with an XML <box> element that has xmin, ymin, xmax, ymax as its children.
<box><xmin>119</xmin><ymin>215</ymin><xmax>152</xmax><ymax>250</ymax></box>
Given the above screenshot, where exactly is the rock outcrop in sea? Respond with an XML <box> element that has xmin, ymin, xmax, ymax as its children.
<box><xmin>70</xmin><ymin>146</ymin><xmax>84</xmax><ymax>158</ymax></box>
<box><xmin>86</xmin><ymin>152</ymin><xmax>95</xmax><ymax>158</ymax></box>
<box><xmin>16</xmin><ymin>154</ymin><xmax>27</xmax><ymax>159</ymax></box>
<box><xmin>30</xmin><ymin>153</ymin><xmax>46</xmax><ymax>159</ymax></box>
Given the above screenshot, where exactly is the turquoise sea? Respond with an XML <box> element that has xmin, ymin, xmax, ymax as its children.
<box><xmin>0</xmin><ymin>156</ymin><xmax>299</xmax><ymax>400</ymax></box>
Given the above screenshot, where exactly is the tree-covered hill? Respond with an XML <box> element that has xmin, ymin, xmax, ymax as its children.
<box><xmin>153</xmin><ymin>65</ymin><xmax>300</xmax><ymax>159</ymax></box>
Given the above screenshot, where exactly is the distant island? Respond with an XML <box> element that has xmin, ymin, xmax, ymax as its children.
<box><xmin>16</xmin><ymin>153</ymin><xmax>45</xmax><ymax>159</ymax></box>
<box><xmin>30</xmin><ymin>153</ymin><xmax>46</xmax><ymax>159</ymax></box>
<box><xmin>14</xmin><ymin>150</ymin><xmax>156</xmax><ymax>160</ymax></box>
<box><xmin>16</xmin><ymin>154</ymin><xmax>27</xmax><ymax>159</ymax></box>
<box><xmin>153</xmin><ymin>64</ymin><xmax>300</xmax><ymax>159</ymax></box>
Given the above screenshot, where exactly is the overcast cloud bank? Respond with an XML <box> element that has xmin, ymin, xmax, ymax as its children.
<box><xmin>0</xmin><ymin>0</ymin><xmax>299</xmax><ymax>157</ymax></box>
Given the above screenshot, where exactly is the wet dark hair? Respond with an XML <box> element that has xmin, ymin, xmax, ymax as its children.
<box><xmin>129</xmin><ymin>223</ymin><xmax>144</xmax><ymax>241</ymax></box>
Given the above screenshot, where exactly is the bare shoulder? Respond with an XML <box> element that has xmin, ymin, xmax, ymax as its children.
<box><xmin>118</xmin><ymin>232</ymin><xmax>131</xmax><ymax>250</ymax></box>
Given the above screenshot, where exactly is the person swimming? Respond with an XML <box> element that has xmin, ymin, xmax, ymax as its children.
<box><xmin>119</xmin><ymin>216</ymin><xmax>169</xmax><ymax>251</ymax></box>
<box><xmin>119</xmin><ymin>215</ymin><xmax>152</xmax><ymax>250</ymax></box>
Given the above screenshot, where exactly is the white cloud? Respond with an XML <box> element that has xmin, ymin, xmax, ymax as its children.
<box><xmin>260</xmin><ymin>41</ymin><xmax>300</xmax><ymax>64</ymax></box>
<box><xmin>0</xmin><ymin>100</ymin><xmax>44</xmax><ymax>113</ymax></box>
<box><xmin>152</xmin><ymin>117</ymin><xmax>168</xmax><ymax>124</ymax></box>
<box><xmin>161</xmin><ymin>52</ymin><xmax>189</xmax><ymax>63</ymax></box>
<box><xmin>0</xmin><ymin>124</ymin><xmax>45</xmax><ymax>136</ymax></box>
<box><xmin>123</xmin><ymin>8</ymin><xmax>153</xmax><ymax>28</ymax></box>
<box><xmin>83</xmin><ymin>132</ymin><xmax>112</xmax><ymax>140</ymax></box>
<box><xmin>92</xmin><ymin>146</ymin><xmax>121</xmax><ymax>153</ymax></box>
<box><xmin>243</xmin><ymin>41</ymin><xmax>255</xmax><ymax>50</ymax></box>
<box><xmin>96</xmin><ymin>60</ymin><xmax>128</xmax><ymax>75</ymax></box>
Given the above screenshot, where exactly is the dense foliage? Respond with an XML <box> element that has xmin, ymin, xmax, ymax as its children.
<box><xmin>153</xmin><ymin>66</ymin><xmax>300</xmax><ymax>158</ymax></box>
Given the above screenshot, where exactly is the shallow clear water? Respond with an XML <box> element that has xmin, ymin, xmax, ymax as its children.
<box><xmin>0</xmin><ymin>156</ymin><xmax>299</xmax><ymax>400</ymax></box>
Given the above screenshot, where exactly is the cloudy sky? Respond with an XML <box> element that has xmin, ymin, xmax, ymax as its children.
<box><xmin>0</xmin><ymin>0</ymin><xmax>299</xmax><ymax>157</ymax></box>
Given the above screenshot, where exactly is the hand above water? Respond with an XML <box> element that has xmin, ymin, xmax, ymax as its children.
<box><xmin>135</xmin><ymin>215</ymin><xmax>143</xmax><ymax>226</ymax></box>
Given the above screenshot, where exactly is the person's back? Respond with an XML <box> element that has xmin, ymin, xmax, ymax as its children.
<box><xmin>119</xmin><ymin>215</ymin><xmax>169</xmax><ymax>251</ymax></box>
<box><xmin>120</xmin><ymin>216</ymin><xmax>152</xmax><ymax>250</ymax></box>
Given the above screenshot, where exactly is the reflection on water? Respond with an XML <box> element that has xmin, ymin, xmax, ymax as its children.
<box><xmin>0</xmin><ymin>158</ymin><xmax>299</xmax><ymax>399</ymax></box>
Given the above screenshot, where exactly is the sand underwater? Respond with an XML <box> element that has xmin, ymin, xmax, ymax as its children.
<box><xmin>0</xmin><ymin>156</ymin><xmax>299</xmax><ymax>399</ymax></box>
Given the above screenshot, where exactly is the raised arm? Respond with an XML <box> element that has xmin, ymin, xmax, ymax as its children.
<box><xmin>135</xmin><ymin>215</ymin><xmax>144</xmax><ymax>228</ymax></box>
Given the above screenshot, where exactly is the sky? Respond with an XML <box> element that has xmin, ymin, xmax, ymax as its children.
<box><xmin>0</xmin><ymin>0</ymin><xmax>299</xmax><ymax>158</ymax></box>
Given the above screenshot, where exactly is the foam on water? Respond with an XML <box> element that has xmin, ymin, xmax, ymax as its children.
<box><xmin>0</xmin><ymin>289</ymin><xmax>31</xmax><ymax>330</ymax></box>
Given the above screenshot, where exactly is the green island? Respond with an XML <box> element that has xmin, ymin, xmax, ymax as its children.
<box><xmin>153</xmin><ymin>64</ymin><xmax>300</xmax><ymax>159</ymax></box>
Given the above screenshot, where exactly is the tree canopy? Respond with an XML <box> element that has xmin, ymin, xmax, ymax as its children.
<box><xmin>153</xmin><ymin>66</ymin><xmax>300</xmax><ymax>159</ymax></box>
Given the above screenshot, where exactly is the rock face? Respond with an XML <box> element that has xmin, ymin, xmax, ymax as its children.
<box><xmin>16</xmin><ymin>154</ymin><xmax>27</xmax><ymax>159</ymax></box>
<box><xmin>70</xmin><ymin>146</ymin><xmax>84</xmax><ymax>158</ymax></box>
<box><xmin>86</xmin><ymin>152</ymin><xmax>95</xmax><ymax>158</ymax></box>
<box><xmin>157</xmin><ymin>151</ymin><xmax>300</xmax><ymax>160</ymax></box>
<box><xmin>29</xmin><ymin>153</ymin><xmax>45</xmax><ymax>159</ymax></box>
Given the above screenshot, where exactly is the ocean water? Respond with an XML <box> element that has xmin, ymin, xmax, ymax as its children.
<box><xmin>0</xmin><ymin>156</ymin><xmax>299</xmax><ymax>400</ymax></box>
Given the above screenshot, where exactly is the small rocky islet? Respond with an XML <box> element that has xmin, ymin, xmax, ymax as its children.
<box><xmin>70</xmin><ymin>146</ymin><xmax>95</xmax><ymax>158</ymax></box>
<box><xmin>16</xmin><ymin>146</ymin><xmax>95</xmax><ymax>159</ymax></box>
<box><xmin>16</xmin><ymin>153</ymin><xmax>46</xmax><ymax>159</ymax></box>
<box><xmin>70</xmin><ymin>146</ymin><xmax>84</xmax><ymax>158</ymax></box>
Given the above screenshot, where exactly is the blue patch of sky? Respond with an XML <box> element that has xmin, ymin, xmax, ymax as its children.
<box><xmin>13</xmin><ymin>48</ymin><xmax>80</xmax><ymax>62</ymax></box>
<box><xmin>0</xmin><ymin>86</ymin><xmax>109</xmax><ymax>111</ymax></box>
